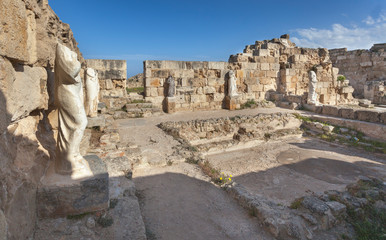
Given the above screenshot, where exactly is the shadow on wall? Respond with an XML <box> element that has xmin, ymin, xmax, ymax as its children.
<box><xmin>0</xmin><ymin>85</ymin><xmax>57</xmax><ymax>239</ymax></box>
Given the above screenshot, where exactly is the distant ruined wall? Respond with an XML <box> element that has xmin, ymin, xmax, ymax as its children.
<box><xmin>330</xmin><ymin>44</ymin><xmax>386</xmax><ymax>99</ymax></box>
<box><xmin>0</xmin><ymin>0</ymin><xmax>84</xmax><ymax>239</ymax></box>
<box><xmin>86</xmin><ymin>59</ymin><xmax>127</xmax><ymax>108</ymax></box>
<box><xmin>144</xmin><ymin>36</ymin><xmax>352</xmax><ymax>112</ymax></box>
<box><xmin>144</xmin><ymin>61</ymin><xmax>229</xmax><ymax>111</ymax></box>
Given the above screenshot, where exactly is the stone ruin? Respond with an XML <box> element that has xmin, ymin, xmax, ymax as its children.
<box><xmin>143</xmin><ymin>34</ymin><xmax>357</xmax><ymax>112</ymax></box>
<box><xmin>0</xmin><ymin>0</ymin><xmax>385</xmax><ymax>239</ymax></box>
<box><xmin>330</xmin><ymin>44</ymin><xmax>386</xmax><ymax>104</ymax></box>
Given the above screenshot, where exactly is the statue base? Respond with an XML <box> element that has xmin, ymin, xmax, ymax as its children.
<box><xmin>225</xmin><ymin>96</ymin><xmax>240</xmax><ymax>110</ymax></box>
<box><xmin>37</xmin><ymin>155</ymin><xmax>109</xmax><ymax>219</ymax></box>
<box><xmin>165</xmin><ymin>97</ymin><xmax>176</xmax><ymax>113</ymax></box>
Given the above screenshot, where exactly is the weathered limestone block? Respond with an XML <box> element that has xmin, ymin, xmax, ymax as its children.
<box><xmin>225</xmin><ymin>96</ymin><xmax>240</xmax><ymax>110</ymax></box>
<box><xmin>356</xmin><ymin>110</ymin><xmax>380</xmax><ymax>123</ymax></box>
<box><xmin>339</xmin><ymin>108</ymin><xmax>356</xmax><ymax>119</ymax></box>
<box><xmin>0</xmin><ymin>57</ymin><xmax>48</xmax><ymax>122</ymax></box>
<box><xmin>0</xmin><ymin>0</ymin><xmax>35</xmax><ymax>63</ymax></box>
<box><xmin>165</xmin><ymin>97</ymin><xmax>176</xmax><ymax>113</ymax></box>
<box><xmin>322</xmin><ymin>105</ymin><xmax>340</xmax><ymax>117</ymax></box>
<box><xmin>87</xmin><ymin>115</ymin><xmax>106</xmax><ymax>128</ymax></box>
<box><xmin>37</xmin><ymin>155</ymin><xmax>109</xmax><ymax>218</ymax></box>
<box><xmin>380</xmin><ymin>112</ymin><xmax>386</xmax><ymax>124</ymax></box>
<box><xmin>208</xmin><ymin>61</ymin><xmax>227</xmax><ymax>70</ymax></box>
<box><xmin>86</xmin><ymin>59</ymin><xmax>127</xmax><ymax>80</ymax></box>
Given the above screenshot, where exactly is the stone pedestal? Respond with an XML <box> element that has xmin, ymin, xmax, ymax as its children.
<box><xmin>165</xmin><ymin>97</ymin><xmax>176</xmax><ymax>113</ymax></box>
<box><xmin>225</xmin><ymin>96</ymin><xmax>239</xmax><ymax>110</ymax></box>
<box><xmin>37</xmin><ymin>155</ymin><xmax>109</xmax><ymax>218</ymax></box>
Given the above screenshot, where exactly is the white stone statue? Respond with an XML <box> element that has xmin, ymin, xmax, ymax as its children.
<box><xmin>308</xmin><ymin>70</ymin><xmax>318</xmax><ymax>105</ymax></box>
<box><xmin>166</xmin><ymin>76</ymin><xmax>175</xmax><ymax>97</ymax></box>
<box><xmin>54</xmin><ymin>43</ymin><xmax>91</xmax><ymax>177</ymax></box>
<box><xmin>228</xmin><ymin>70</ymin><xmax>238</xmax><ymax>97</ymax></box>
<box><xmin>85</xmin><ymin>68</ymin><xmax>99</xmax><ymax>118</ymax></box>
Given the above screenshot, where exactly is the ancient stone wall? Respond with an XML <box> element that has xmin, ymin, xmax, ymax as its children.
<box><xmin>86</xmin><ymin>59</ymin><xmax>127</xmax><ymax>98</ymax></box>
<box><xmin>330</xmin><ymin>45</ymin><xmax>386</xmax><ymax>100</ymax></box>
<box><xmin>0</xmin><ymin>0</ymin><xmax>83</xmax><ymax>238</ymax></box>
<box><xmin>238</xmin><ymin>37</ymin><xmax>351</xmax><ymax>105</ymax></box>
<box><xmin>144</xmin><ymin>35</ymin><xmax>354</xmax><ymax>112</ymax></box>
<box><xmin>144</xmin><ymin>60</ymin><xmax>229</xmax><ymax>110</ymax></box>
<box><xmin>86</xmin><ymin>59</ymin><xmax>127</xmax><ymax>110</ymax></box>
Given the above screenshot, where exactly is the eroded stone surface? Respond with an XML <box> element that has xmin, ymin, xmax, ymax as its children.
<box><xmin>37</xmin><ymin>155</ymin><xmax>109</xmax><ymax>219</ymax></box>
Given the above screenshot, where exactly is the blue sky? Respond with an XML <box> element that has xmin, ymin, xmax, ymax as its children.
<box><xmin>50</xmin><ymin>0</ymin><xmax>386</xmax><ymax>77</ymax></box>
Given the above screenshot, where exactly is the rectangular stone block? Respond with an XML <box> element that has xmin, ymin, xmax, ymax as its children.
<box><xmin>322</xmin><ymin>105</ymin><xmax>340</xmax><ymax>117</ymax></box>
<box><xmin>145</xmin><ymin>77</ymin><xmax>161</xmax><ymax>87</ymax></box>
<box><xmin>380</xmin><ymin>112</ymin><xmax>386</xmax><ymax>124</ymax></box>
<box><xmin>163</xmin><ymin>61</ymin><xmax>183</xmax><ymax>69</ymax></box>
<box><xmin>224</xmin><ymin>96</ymin><xmax>239</xmax><ymax>110</ymax></box>
<box><xmin>266</xmin><ymin>70</ymin><xmax>278</xmax><ymax>78</ymax></box>
<box><xmin>87</xmin><ymin>116</ymin><xmax>106</xmax><ymax>128</ymax></box>
<box><xmin>339</xmin><ymin>108</ymin><xmax>356</xmax><ymax>119</ymax></box>
<box><xmin>165</xmin><ymin>97</ymin><xmax>176</xmax><ymax>113</ymax></box>
<box><xmin>0</xmin><ymin>0</ymin><xmax>31</xmax><ymax>63</ymax></box>
<box><xmin>151</xmin><ymin>69</ymin><xmax>170</xmax><ymax>78</ymax></box>
<box><xmin>356</xmin><ymin>110</ymin><xmax>380</xmax><ymax>123</ymax></box>
<box><xmin>144</xmin><ymin>60</ymin><xmax>162</xmax><ymax>69</ymax></box>
<box><xmin>208</xmin><ymin>61</ymin><xmax>226</xmax><ymax>70</ymax></box>
<box><xmin>87</xmin><ymin>59</ymin><xmax>127</xmax><ymax>80</ymax></box>
<box><xmin>255</xmin><ymin>49</ymin><xmax>269</xmax><ymax>57</ymax></box>
<box><xmin>37</xmin><ymin>155</ymin><xmax>109</xmax><ymax>218</ymax></box>
<box><xmin>261</xmin><ymin>63</ymin><xmax>270</xmax><ymax>71</ymax></box>
<box><xmin>192</xmin><ymin>61</ymin><xmax>209</xmax><ymax>69</ymax></box>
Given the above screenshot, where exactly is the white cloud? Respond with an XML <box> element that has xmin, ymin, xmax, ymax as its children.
<box><xmin>292</xmin><ymin>13</ymin><xmax>386</xmax><ymax>50</ymax></box>
<box><xmin>363</xmin><ymin>16</ymin><xmax>375</xmax><ymax>25</ymax></box>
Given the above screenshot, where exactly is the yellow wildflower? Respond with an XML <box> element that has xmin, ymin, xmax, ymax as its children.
<box><xmin>228</xmin><ymin>178</ymin><xmax>231</xmax><ymax>181</ymax></box>
<box><xmin>220</xmin><ymin>177</ymin><xmax>223</xmax><ymax>180</ymax></box>
<box><xmin>230</xmin><ymin>175</ymin><xmax>233</xmax><ymax>177</ymax></box>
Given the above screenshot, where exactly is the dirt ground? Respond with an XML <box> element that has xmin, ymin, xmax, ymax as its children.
<box><xmin>117</xmin><ymin>107</ymin><xmax>386</xmax><ymax>239</ymax></box>
<box><xmin>134</xmin><ymin>163</ymin><xmax>272</xmax><ymax>240</ymax></box>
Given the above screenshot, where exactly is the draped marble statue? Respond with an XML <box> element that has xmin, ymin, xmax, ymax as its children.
<box><xmin>307</xmin><ymin>70</ymin><xmax>318</xmax><ymax>105</ymax></box>
<box><xmin>54</xmin><ymin>43</ymin><xmax>90</xmax><ymax>176</ymax></box>
<box><xmin>228</xmin><ymin>70</ymin><xmax>238</xmax><ymax>97</ymax></box>
<box><xmin>166</xmin><ymin>76</ymin><xmax>175</xmax><ymax>97</ymax></box>
<box><xmin>85</xmin><ymin>68</ymin><xmax>99</xmax><ymax>118</ymax></box>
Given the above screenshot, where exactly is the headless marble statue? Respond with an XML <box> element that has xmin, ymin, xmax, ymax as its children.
<box><xmin>228</xmin><ymin>70</ymin><xmax>238</xmax><ymax>97</ymax></box>
<box><xmin>166</xmin><ymin>76</ymin><xmax>175</xmax><ymax>97</ymax></box>
<box><xmin>85</xmin><ymin>68</ymin><xmax>99</xmax><ymax>118</ymax></box>
<box><xmin>308</xmin><ymin>70</ymin><xmax>318</xmax><ymax>105</ymax></box>
<box><xmin>54</xmin><ymin>43</ymin><xmax>91</xmax><ymax>176</ymax></box>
